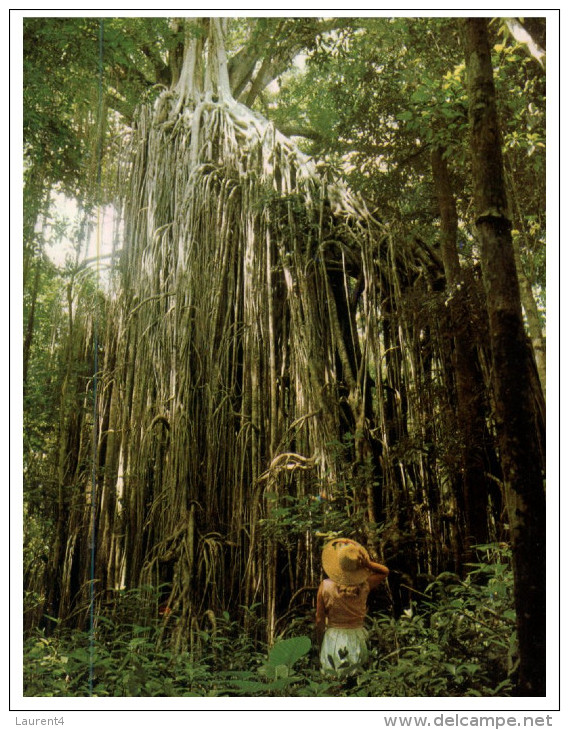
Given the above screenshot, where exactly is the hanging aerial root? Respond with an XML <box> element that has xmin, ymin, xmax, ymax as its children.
<box><xmin>110</xmin><ymin>27</ymin><xmax>397</xmax><ymax>635</ymax></box>
<box><xmin>145</xmin><ymin>75</ymin><xmax>383</xmax><ymax>234</ymax></box>
<box><xmin>257</xmin><ymin>452</ymin><xmax>316</xmax><ymax>482</ymax></box>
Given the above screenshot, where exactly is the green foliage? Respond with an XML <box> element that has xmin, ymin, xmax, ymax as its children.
<box><xmin>260</xmin><ymin>482</ymin><xmax>373</xmax><ymax>549</ymax></box>
<box><xmin>24</xmin><ymin>238</ymin><xmax>103</xmax><ymax>519</ymax></box>
<box><xmin>273</xmin><ymin>19</ymin><xmax>466</xmax><ymax>197</ymax></box>
<box><xmin>258</xmin><ymin>432</ymin><xmax>381</xmax><ymax>548</ymax></box>
<box><xmin>24</xmin><ymin>547</ymin><xmax>515</xmax><ymax>697</ymax></box>
<box><xmin>271</xmin><ymin>15</ymin><xmax>545</xmax><ymax>299</ymax></box>
<box><xmin>24</xmin><ymin>17</ymin><xmax>175</xmax><ymax>200</ymax></box>
<box><xmin>228</xmin><ymin>636</ymin><xmax>313</xmax><ymax>695</ymax></box>
<box><xmin>260</xmin><ymin>492</ymin><xmax>351</xmax><ymax>546</ymax></box>
<box><xmin>263</xmin><ymin>635</ymin><xmax>312</xmax><ymax>678</ymax></box>
<box><xmin>490</xmin><ymin>22</ymin><xmax>546</xmax><ymax>293</ymax></box>
<box><xmin>355</xmin><ymin>544</ymin><xmax>516</xmax><ymax>697</ymax></box>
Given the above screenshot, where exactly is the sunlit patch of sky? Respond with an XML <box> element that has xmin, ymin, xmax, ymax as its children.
<box><xmin>45</xmin><ymin>192</ymin><xmax>120</xmax><ymax>284</ymax></box>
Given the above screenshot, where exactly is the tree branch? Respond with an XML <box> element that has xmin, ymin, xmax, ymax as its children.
<box><xmin>274</xmin><ymin>123</ymin><xmax>323</xmax><ymax>142</ymax></box>
<box><xmin>504</xmin><ymin>18</ymin><xmax>546</xmax><ymax>69</ymax></box>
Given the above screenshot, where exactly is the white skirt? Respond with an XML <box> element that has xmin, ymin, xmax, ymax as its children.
<box><xmin>319</xmin><ymin>627</ymin><xmax>369</xmax><ymax>676</ymax></box>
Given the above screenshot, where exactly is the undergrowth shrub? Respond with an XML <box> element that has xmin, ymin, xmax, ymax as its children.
<box><xmin>23</xmin><ymin>544</ymin><xmax>516</xmax><ymax>697</ymax></box>
<box><xmin>358</xmin><ymin>543</ymin><xmax>517</xmax><ymax>697</ymax></box>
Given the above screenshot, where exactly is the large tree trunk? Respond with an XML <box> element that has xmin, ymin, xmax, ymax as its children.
<box><xmin>23</xmin><ymin>259</ymin><xmax>41</xmax><ymax>392</ymax></box>
<box><xmin>463</xmin><ymin>17</ymin><xmax>546</xmax><ymax>697</ymax></box>
<box><xmin>23</xmin><ymin>181</ymin><xmax>51</xmax><ymax>392</ymax></box>
<box><xmin>504</xmin><ymin>161</ymin><xmax>547</xmax><ymax>393</ymax></box>
<box><xmin>93</xmin><ymin>17</ymin><xmax>392</xmax><ymax>642</ymax></box>
<box><xmin>430</xmin><ymin>146</ymin><xmax>497</xmax><ymax>556</ymax></box>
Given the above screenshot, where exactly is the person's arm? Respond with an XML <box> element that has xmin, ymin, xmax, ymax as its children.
<box><xmin>360</xmin><ymin>556</ymin><xmax>390</xmax><ymax>589</ymax></box>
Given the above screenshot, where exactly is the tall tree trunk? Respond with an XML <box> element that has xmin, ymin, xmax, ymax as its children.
<box><xmin>430</xmin><ymin>146</ymin><xmax>494</xmax><ymax>555</ymax></box>
<box><xmin>23</xmin><ymin>165</ymin><xmax>47</xmax><ymax>284</ymax></box>
<box><xmin>511</xmin><ymin>233</ymin><xmax>546</xmax><ymax>393</ymax></box>
<box><xmin>23</xmin><ymin>184</ymin><xmax>51</xmax><ymax>392</ymax></box>
<box><xmin>463</xmin><ymin>17</ymin><xmax>546</xmax><ymax>697</ymax></box>
<box><xmin>23</xmin><ymin>260</ymin><xmax>41</xmax><ymax>392</ymax></box>
<box><xmin>504</xmin><ymin>162</ymin><xmax>547</xmax><ymax>393</ymax></box>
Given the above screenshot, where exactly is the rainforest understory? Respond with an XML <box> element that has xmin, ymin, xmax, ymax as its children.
<box><xmin>23</xmin><ymin>16</ymin><xmax>547</xmax><ymax>697</ymax></box>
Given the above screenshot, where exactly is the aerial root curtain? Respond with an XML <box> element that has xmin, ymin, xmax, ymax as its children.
<box><xmin>53</xmin><ymin>18</ymin><xmax>500</xmax><ymax>643</ymax></box>
<box><xmin>93</xmin><ymin>18</ymin><xmax>388</xmax><ymax>638</ymax></box>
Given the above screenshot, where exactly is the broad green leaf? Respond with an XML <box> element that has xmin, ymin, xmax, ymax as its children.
<box><xmin>267</xmin><ymin>636</ymin><xmax>311</xmax><ymax>667</ymax></box>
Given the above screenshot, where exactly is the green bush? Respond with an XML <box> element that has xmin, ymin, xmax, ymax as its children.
<box><xmin>23</xmin><ymin>545</ymin><xmax>516</xmax><ymax>697</ymax></box>
<box><xmin>356</xmin><ymin>543</ymin><xmax>517</xmax><ymax>697</ymax></box>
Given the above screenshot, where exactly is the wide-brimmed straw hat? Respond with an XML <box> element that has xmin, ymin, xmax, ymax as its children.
<box><xmin>321</xmin><ymin>538</ymin><xmax>371</xmax><ymax>586</ymax></box>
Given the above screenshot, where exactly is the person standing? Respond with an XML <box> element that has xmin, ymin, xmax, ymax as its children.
<box><xmin>316</xmin><ymin>538</ymin><xmax>389</xmax><ymax>676</ymax></box>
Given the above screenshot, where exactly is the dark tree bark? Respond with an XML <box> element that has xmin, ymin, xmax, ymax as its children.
<box><xmin>430</xmin><ymin>146</ymin><xmax>495</xmax><ymax>555</ymax></box>
<box><xmin>23</xmin><ymin>260</ymin><xmax>41</xmax><ymax>392</ymax></box>
<box><xmin>463</xmin><ymin>17</ymin><xmax>546</xmax><ymax>697</ymax></box>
